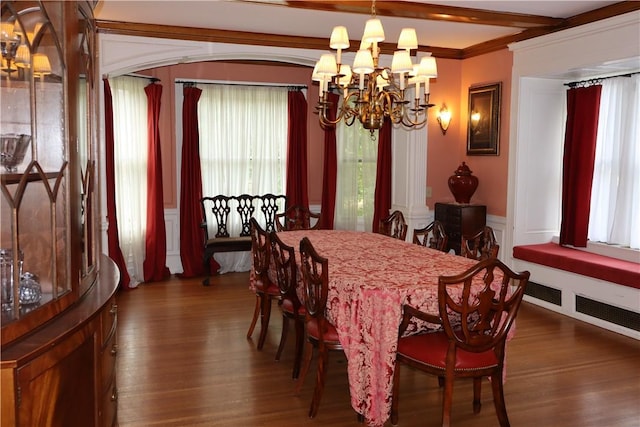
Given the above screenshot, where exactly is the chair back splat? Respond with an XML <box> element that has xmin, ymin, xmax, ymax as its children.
<box><xmin>379</xmin><ymin>210</ymin><xmax>408</xmax><ymax>241</ymax></box>
<box><xmin>461</xmin><ymin>225</ymin><xmax>499</xmax><ymax>260</ymax></box>
<box><xmin>412</xmin><ymin>220</ymin><xmax>448</xmax><ymax>252</ymax></box>
<box><xmin>270</xmin><ymin>232</ymin><xmax>305</xmax><ymax>378</ymax></box>
<box><xmin>260</xmin><ymin>193</ymin><xmax>287</xmax><ymax>232</ymax></box>
<box><xmin>299</xmin><ymin>237</ymin><xmax>329</xmax><ymax>329</ymax></box>
<box><xmin>276</xmin><ymin>205</ymin><xmax>321</xmax><ymax>231</ymax></box>
<box><xmin>246</xmin><ymin>218</ymin><xmax>281</xmax><ymax>350</ymax></box>
<box><xmin>391</xmin><ymin>258</ymin><xmax>530</xmax><ymax>427</ymax></box>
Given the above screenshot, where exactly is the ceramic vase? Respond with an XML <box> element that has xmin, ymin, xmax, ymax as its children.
<box><xmin>448</xmin><ymin>162</ymin><xmax>478</xmax><ymax>204</ymax></box>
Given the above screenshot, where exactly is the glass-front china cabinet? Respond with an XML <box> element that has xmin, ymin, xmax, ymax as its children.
<box><xmin>1</xmin><ymin>2</ymin><xmax>118</xmax><ymax>426</ymax></box>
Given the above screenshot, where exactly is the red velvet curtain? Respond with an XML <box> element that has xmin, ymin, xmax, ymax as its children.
<box><xmin>559</xmin><ymin>85</ymin><xmax>602</xmax><ymax>247</ymax></box>
<box><xmin>143</xmin><ymin>83</ymin><xmax>171</xmax><ymax>282</ymax></box>
<box><xmin>319</xmin><ymin>92</ymin><xmax>339</xmax><ymax>229</ymax></box>
<box><xmin>286</xmin><ymin>89</ymin><xmax>309</xmax><ymax>208</ymax></box>
<box><xmin>179</xmin><ymin>86</ymin><xmax>217</xmax><ymax>277</ymax></box>
<box><xmin>372</xmin><ymin>119</ymin><xmax>392</xmax><ymax>232</ymax></box>
<box><xmin>103</xmin><ymin>78</ymin><xmax>131</xmax><ymax>289</ymax></box>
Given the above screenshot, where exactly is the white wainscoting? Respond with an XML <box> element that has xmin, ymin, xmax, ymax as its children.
<box><xmin>164</xmin><ymin>209</ymin><xmax>183</xmax><ymax>274</ymax></box>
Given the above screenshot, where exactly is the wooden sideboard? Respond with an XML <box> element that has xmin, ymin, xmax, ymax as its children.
<box><xmin>434</xmin><ymin>203</ymin><xmax>487</xmax><ymax>255</ymax></box>
<box><xmin>0</xmin><ymin>256</ymin><xmax>119</xmax><ymax>427</ymax></box>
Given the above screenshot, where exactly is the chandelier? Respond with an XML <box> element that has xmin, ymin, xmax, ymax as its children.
<box><xmin>313</xmin><ymin>0</ymin><xmax>437</xmax><ymax>132</ymax></box>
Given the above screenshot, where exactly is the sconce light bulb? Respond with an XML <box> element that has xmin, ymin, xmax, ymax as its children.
<box><xmin>437</xmin><ymin>104</ymin><xmax>451</xmax><ymax>135</ymax></box>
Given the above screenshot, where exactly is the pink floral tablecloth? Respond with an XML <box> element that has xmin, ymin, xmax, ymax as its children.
<box><xmin>262</xmin><ymin>230</ymin><xmax>498</xmax><ymax>427</ymax></box>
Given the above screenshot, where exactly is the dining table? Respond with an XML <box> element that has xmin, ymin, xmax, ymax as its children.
<box><xmin>256</xmin><ymin>229</ymin><xmax>505</xmax><ymax>427</ymax></box>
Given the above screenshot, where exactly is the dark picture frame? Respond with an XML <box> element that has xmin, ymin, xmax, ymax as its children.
<box><xmin>467</xmin><ymin>82</ymin><xmax>501</xmax><ymax>155</ymax></box>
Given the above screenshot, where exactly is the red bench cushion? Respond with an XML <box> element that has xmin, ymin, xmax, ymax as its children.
<box><xmin>513</xmin><ymin>243</ymin><xmax>640</xmax><ymax>289</ymax></box>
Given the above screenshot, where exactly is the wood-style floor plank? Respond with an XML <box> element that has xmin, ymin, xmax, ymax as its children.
<box><xmin>116</xmin><ymin>272</ymin><xmax>640</xmax><ymax>426</ymax></box>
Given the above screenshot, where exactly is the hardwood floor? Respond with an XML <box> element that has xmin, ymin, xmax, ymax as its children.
<box><xmin>116</xmin><ymin>273</ymin><xmax>640</xmax><ymax>427</ymax></box>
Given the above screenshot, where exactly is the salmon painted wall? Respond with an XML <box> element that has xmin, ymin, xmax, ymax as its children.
<box><xmin>426</xmin><ymin>49</ymin><xmax>512</xmax><ymax>217</ymax></box>
<box><xmin>137</xmin><ymin>61</ymin><xmax>324</xmax><ymax>209</ymax></box>
<box><xmin>425</xmin><ymin>57</ymin><xmax>462</xmax><ymax>208</ymax></box>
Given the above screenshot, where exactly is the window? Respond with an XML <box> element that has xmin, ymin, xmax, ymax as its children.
<box><xmin>110</xmin><ymin>76</ymin><xmax>149</xmax><ymax>284</ymax></box>
<box><xmin>588</xmin><ymin>74</ymin><xmax>640</xmax><ymax>250</ymax></box>
<box><xmin>334</xmin><ymin>121</ymin><xmax>378</xmax><ymax>231</ymax></box>
<box><xmin>196</xmin><ymin>83</ymin><xmax>288</xmax><ymax>271</ymax></box>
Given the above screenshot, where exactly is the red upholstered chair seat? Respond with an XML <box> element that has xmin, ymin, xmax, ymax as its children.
<box><xmin>281</xmin><ymin>298</ymin><xmax>306</xmax><ymax>316</ymax></box>
<box><xmin>255</xmin><ymin>280</ymin><xmax>280</xmax><ymax>296</ymax></box>
<box><xmin>305</xmin><ymin>318</ymin><xmax>340</xmax><ymax>343</ymax></box>
<box><xmin>397</xmin><ymin>331</ymin><xmax>499</xmax><ymax>371</ymax></box>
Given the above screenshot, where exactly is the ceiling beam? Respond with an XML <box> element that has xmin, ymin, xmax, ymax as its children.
<box><xmin>96</xmin><ymin>20</ymin><xmax>465</xmax><ymax>59</ymax></box>
<box><xmin>248</xmin><ymin>0</ymin><xmax>564</xmax><ymax>29</ymax></box>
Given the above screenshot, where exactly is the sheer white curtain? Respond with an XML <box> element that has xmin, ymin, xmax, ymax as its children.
<box><xmin>589</xmin><ymin>74</ymin><xmax>640</xmax><ymax>249</ymax></box>
<box><xmin>110</xmin><ymin>76</ymin><xmax>148</xmax><ymax>285</ymax></box>
<box><xmin>197</xmin><ymin>84</ymin><xmax>287</xmax><ymax>272</ymax></box>
<box><xmin>334</xmin><ymin>121</ymin><xmax>378</xmax><ymax>231</ymax></box>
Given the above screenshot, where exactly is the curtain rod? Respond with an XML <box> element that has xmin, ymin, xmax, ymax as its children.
<box><xmin>176</xmin><ymin>80</ymin><xmax>306</xmax><ymax>90</ymax></box>
<box><xmin>564</xmin><ymin>71</ymin><xmax>639</xmax><ymax>88</ymax></box>
<box><xmin>124</xmin><ymin>73</ymin><xmax>160</xmax><ymax>83</ymax></box>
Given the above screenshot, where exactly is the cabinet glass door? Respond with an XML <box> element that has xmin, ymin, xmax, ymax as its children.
<box><xmin>1</xmin><ymin>1</ymin><xmax>69</xmax><ymax>328</ymax></box>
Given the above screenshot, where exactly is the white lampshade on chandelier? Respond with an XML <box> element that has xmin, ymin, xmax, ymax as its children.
<box><xmin>314</xmin><ymin>0</ymin><xmax>437</xmax><ymax>132</ymax></box>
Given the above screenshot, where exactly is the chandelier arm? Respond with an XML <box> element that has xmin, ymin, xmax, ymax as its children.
<box><xmin>318</xmin><ymin>91</ymin><xmax>360</xmax><ymax>126</ymax></box>
<box><xmin>381</xmin><ymin>91</ymin><xmax>407</xmax><ymax>125</ymax></box>
<box><xmin>400</xmin><ymin>107</ymin><xmax>429</xmax><ymax>128</ymax></box>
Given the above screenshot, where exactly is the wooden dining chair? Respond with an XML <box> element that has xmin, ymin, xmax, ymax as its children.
<box><xmin>379</xmin><ymin>210</ymin><xmax>408</xmax><ymax>241</ymax></box>
<box><xmin>275</xmin><ymin>205</ymin><xmax>321</xmax><ymax>231</ymax></box>
<box><xmin>412</xmin><ymin>220</ymin><xmax>448</xmax><ymax>252</ymax></box>
<box><xmin>296</xmin><ymin>237</ymin><xmax>344</xmax><ymax>418</ymax></box>
<box><xmin>270</xmin><ymin>231</ymin><xmax>306</xmax><ymax>379</ymax></box>
<box><xmin>461</xmin><ymin>226</ymin><xmax>499</xmax><ymax>260</ymax></box>
<box><xmin>246</xmin><ymin>218</ymin><xmax>281</xmax><ymax>350</ymax></box>
<box><xmin>391</xmin><ymin>258</ymin><xmax>530</xmax><ymax>427</ymax></box>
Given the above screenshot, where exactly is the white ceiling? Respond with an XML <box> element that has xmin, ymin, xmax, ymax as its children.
<box><xmin>94</xmin><ymin>1</ymin><xmax>620</xmax><ymax>51</ymax></box>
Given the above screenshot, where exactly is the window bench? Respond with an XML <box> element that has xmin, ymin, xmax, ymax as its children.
<box><xmin>512</xmin><ymin>242</ymin><xmax>639</xmax><ymax>339</ymax></box>
<box><xmin>200</xmin><ymin>194</ymin><xmax>287</xmax><ymax>285</ymax></box>
<box><xmin>513</xmin><ymin>243</ymin><xmax>640</xmax><ymax>289</ymax></box>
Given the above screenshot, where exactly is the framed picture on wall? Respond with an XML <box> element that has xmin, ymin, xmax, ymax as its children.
<box><xmin>467</xmin><ymin>82</ymin><xmax>501</xmax><ymax>155</ymax></box>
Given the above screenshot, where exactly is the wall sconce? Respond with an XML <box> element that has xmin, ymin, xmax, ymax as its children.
<box><xmin>436</xmin><ymin>103</ymin><xmax>451</xmax><ymax>135</ymax></box>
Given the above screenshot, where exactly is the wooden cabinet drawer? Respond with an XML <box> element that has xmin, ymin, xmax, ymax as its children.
<box><xmin>101</xmin><ymin>327</ymin><xmax>117</xmax><ymax>394</ymax></box>
<box><xmin>101</xmin><ymin>298</ymin><xmax>118</xmax><ymax>348</ymax></box>
<box><xmin>99</xmin><ymin>381</ymin><xmax>118</xmax><ymax>427</ymax></box>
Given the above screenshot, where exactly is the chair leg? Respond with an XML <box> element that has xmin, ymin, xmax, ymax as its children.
<box><xmin>275</xmin><ymin>314</ymin><xmax>290</xmax><ymax>361</ymax></box>
<box><xmin>390</xmin><ymin>361</ymin><xmax>401</xmax><ymax>425</ymax></box>
<box><xmin>295</xmin><ymin>340</ymin><xmax>314</xmax><ymax>394</ymax></box>
<box><xmin>441</xmin><ymin>374</ymin><xmax>454</xmax><ymax>427</ymax></box>
<box><xmin>490</xmin><ymin>372</ymin><xmax>510</xmax><ymax>427</ymax></box>
<box><xmin>291</xmin><ymin>317</ymin><xmax>305</xmax><ymax>379</ymax></box>
<box><xmin>473</xmin><ymin>377</ymin><xmax>482</xmax><ymax>414</ymax></box>
<box><xmin>309</xmin><ymin>344</ymin><xmax>329</xmax><ymax>418</ymax></box>
<box><xmin>202</xmin><ymin>248</ymin><xmax>214</xmax><ymax>286</ymax></box>
<box><xmin>246</xmin><ymin>294</ymin><xmax>261</xmax><ymax>339</ymax></box>
<box><xmin>257</xmin><ymin>294</ymin><xmax>273</xmax><ymax>350</ymax></box>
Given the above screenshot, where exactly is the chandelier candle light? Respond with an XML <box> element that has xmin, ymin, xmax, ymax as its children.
<box><xmin>313</xmin><ymin>0</ymin><xmax>437</xmax><ymax>133</ymax></box>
